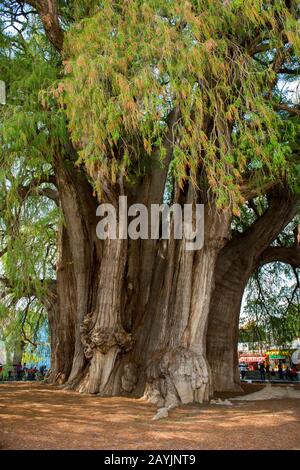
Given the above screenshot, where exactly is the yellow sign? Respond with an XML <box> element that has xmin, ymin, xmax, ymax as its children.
<box><xmin>266</xmin><ymin>350</ymin><xmax>290</xmax><ymax>356</ymax></box>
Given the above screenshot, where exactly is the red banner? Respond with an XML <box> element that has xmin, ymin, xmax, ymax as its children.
<box><xmin>239</xmin><ymin>356</ymin><xmax>266</xmax><ymax>363</ymax></box>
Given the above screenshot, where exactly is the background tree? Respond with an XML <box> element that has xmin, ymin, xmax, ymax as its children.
<box><xmin>240</xmin><ymin>258</ymin><xmax>300</xmax><ymax>347</ymax></box>
<box><xmin>0</xmin><ymin>151</ymin><xmax>58</xmax><ymax>366</ymax></box>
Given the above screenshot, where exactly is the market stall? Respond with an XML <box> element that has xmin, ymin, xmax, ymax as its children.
<box><xmin>239</xmin><ymin>354</ymin><xmax>266</xmax><ymax>371</ymax></box>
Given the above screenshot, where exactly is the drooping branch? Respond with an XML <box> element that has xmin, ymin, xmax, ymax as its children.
<box><xmin>21</xmin><ymin>298</ymin><xmax>38</xmax><ymax>348</ymax></box>
<box><xmin>283</xmin><ymin>266</ymin><xmax>300</xmax><ymax>315</ymax></box>
<box><xmin>0</xmin><ymin>275</ymin><xmax>57</xmax><ymax>301</ymax></box>
<box><xmin>254</xmin><ymin>271</ymin><xmax>272</xmax><ymax>320</ymax></box>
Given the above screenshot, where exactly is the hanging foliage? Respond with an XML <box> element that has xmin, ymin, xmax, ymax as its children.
<box><xmin>60</xmin><ymin>0</ymin><xmax>300</xmax><ymax>211</ymax></box>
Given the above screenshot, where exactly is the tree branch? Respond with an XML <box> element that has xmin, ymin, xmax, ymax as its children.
<box><xmin>240</xmin><ymin>180</ymin><xmax>277</xmax><ymax>200</ymax></box>
<box><xmin>18</xmin><ymin>174</ymin><xmax>58</xmax><ymax>203</ymax></box>
<box><xmin>258</xmin><ymin>245</ymin><xmax>300</xmax><ymax>267</ymax></box>
<box><xmin>278</xmin><ymin>67</ymin><xmax>300</xmax><ymax>76</ymax></box>
<box><xmin>20</xmin><ymin>0</ymin><xmax>63</xmax><ymax>51</ymax></box>
<box><xmin>0</xmin><ymin>246</ymin><xmax>8</xmax><ymax>258</ymax></box>
<box><xmin>273</xmin><ymin>102</ymin><xmax>300</xmax><ymax>116</ymax></box>
<box><xmin>258</xmin><ymin>225</ymin><xmax>300</xmax><ymax>268</ymax></box>
<box><xmin>35</xmin><ymin>187</ymin><xmax>59</xmax><ymax>205</ymax></box>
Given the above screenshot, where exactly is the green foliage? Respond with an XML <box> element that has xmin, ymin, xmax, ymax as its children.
<box><xmin>239</xmin><ymin>321</ymin><xmax>267</xmax><ymax>344</ymax></box>
<box><xmin>61</xmin><ymin>0</ymin><xmax>300</xmax><ymax>211</ymax></box>
<box><xmin>0</xmin><ymin>364</ymin><xmax>11</xmax><ymax>379</ymax></box>
<box><xmin>0</xmin><ymin>295</ymin><xmax>49</xmax><ymax>359</ymax></box>
<box><xmin>240</xmin><ymin>255</ymin><xmax>300</xmax><ymax>347</ymax></box>
<box><xmin>0</xmin><ymin>7</ymin><xmax>60</xmax><ymax>352</ymax></box>
<box><xmin>0</xmin><ymin>37</ymin><xmax>68</xmax><ymax>167</ymax></box>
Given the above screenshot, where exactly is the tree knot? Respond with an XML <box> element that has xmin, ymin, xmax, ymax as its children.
<box><xmin>81</xmin><ymin>319</ymin><xmax>134</xmax><ymax>357</ymax></box>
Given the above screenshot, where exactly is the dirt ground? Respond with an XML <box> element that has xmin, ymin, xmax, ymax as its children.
<box><xmin>0</xmin><ymin>382</ymin><xmax>299</xmax><ymax>450</ymax></box>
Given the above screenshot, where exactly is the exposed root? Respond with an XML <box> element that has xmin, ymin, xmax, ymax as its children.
<box><xmin>143</xmin><ymin>348</ymin><xmax>211</xmax><ymax>416</ymax></box>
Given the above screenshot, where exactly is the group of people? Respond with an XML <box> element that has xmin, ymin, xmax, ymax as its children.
<box><xmin>258</xmin><ymin>362</ymin><xmax>298</xmax><ymax>381</ymax></box>
<box><xmin>0</xmin><ymin>363</ymin><xmax>47</xmax><ymax>381</ymax></box>
<box><xmin>240</xmin><ymin>361</ymin><xmax>298</xmax><ymax>381</ymax></box>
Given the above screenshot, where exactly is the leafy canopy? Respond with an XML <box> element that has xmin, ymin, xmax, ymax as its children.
<box><xmin>61</xmin><ymin>0</ymin><xmax>300</xmax><ymax>211</ymax></box>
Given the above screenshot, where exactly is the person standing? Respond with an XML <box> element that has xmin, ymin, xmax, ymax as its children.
<box><xmin>285</xmin><ymin>366</ymin><xmax>291</xmax><ymax>381</ymax></box>
<box><xmin>240</xmin><ymin>363</ymin><xmax>247</xmax><ymax>380</ymax></box>
<box><xmin>259</xmin><ymin>362</ymin><xmax>265</xmax><ymax>381</ymax></box>
<box><xmin>290</xmin><ymin>366</ymin><xmax>298</xmax><ymax>381</ymax></box>
<box><xmin>16</xmin><ymin>363</ymin><xmax>22</xmax><ymax>381</ymax></box>
<box><xmin>278</xmin><ymin>362</ymin><xmax>284</xmax><ymax>380</ymax></box>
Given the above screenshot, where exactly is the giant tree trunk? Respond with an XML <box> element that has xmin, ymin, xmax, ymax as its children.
<box><xmin>48</xmin><ymin>147</ymin><xmax>235</xmax><ymax>404</ymax></box>
<box><xmin>47</xmin><ymin>113</ymin><xmax>234</xmax><ymax>404</ymax></box>
<box><xmin>48</xmin><ymin>150</ymin><xmax>300</xmax><ymax>404</ymax></box>
<box><xmin>42</xmin><ymin>151</ymin><xmax>98</xmax><ymax>386</ymax></box>
<box><xmin>43</xmin><ymin>229</ymin><xmax>76</xmax><ymax>384</ymax></box>
<box><xmin>47</xmin><ymin>147</ymin><xmax>299</xmax><ymax>404</ymax></box>
<box><xmin>76</xmin><ymin>198</ymin><xmax>231</xmax><ymax>405</ymax></box>
<box><xmin>132</xmin><ymin>202</ymin><xmax>231</xmax><ymax>407</ymax></box>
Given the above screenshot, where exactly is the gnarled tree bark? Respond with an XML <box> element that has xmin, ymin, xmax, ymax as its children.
<box><xmin>207</xmin><ymin>191</ymin><xmax>300</xmax><ymax>392</ymax></box>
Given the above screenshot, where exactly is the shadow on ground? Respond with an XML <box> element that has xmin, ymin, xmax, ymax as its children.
<box><xmin>0</xmin><ymin>382</ymin><xmax>299</xmax><ymax>450</ymax></box>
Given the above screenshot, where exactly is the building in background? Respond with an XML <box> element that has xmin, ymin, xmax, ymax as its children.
<box><xmin>238</xmin><ymin>338</ymin><xmax>300</xmax><ymax>370</ymax></box>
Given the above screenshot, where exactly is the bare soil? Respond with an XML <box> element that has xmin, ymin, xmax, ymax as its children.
<box><xmin>0</xmin><ymin>382</ymin><xmax>299</xmax><ymax>450</ymax></box>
